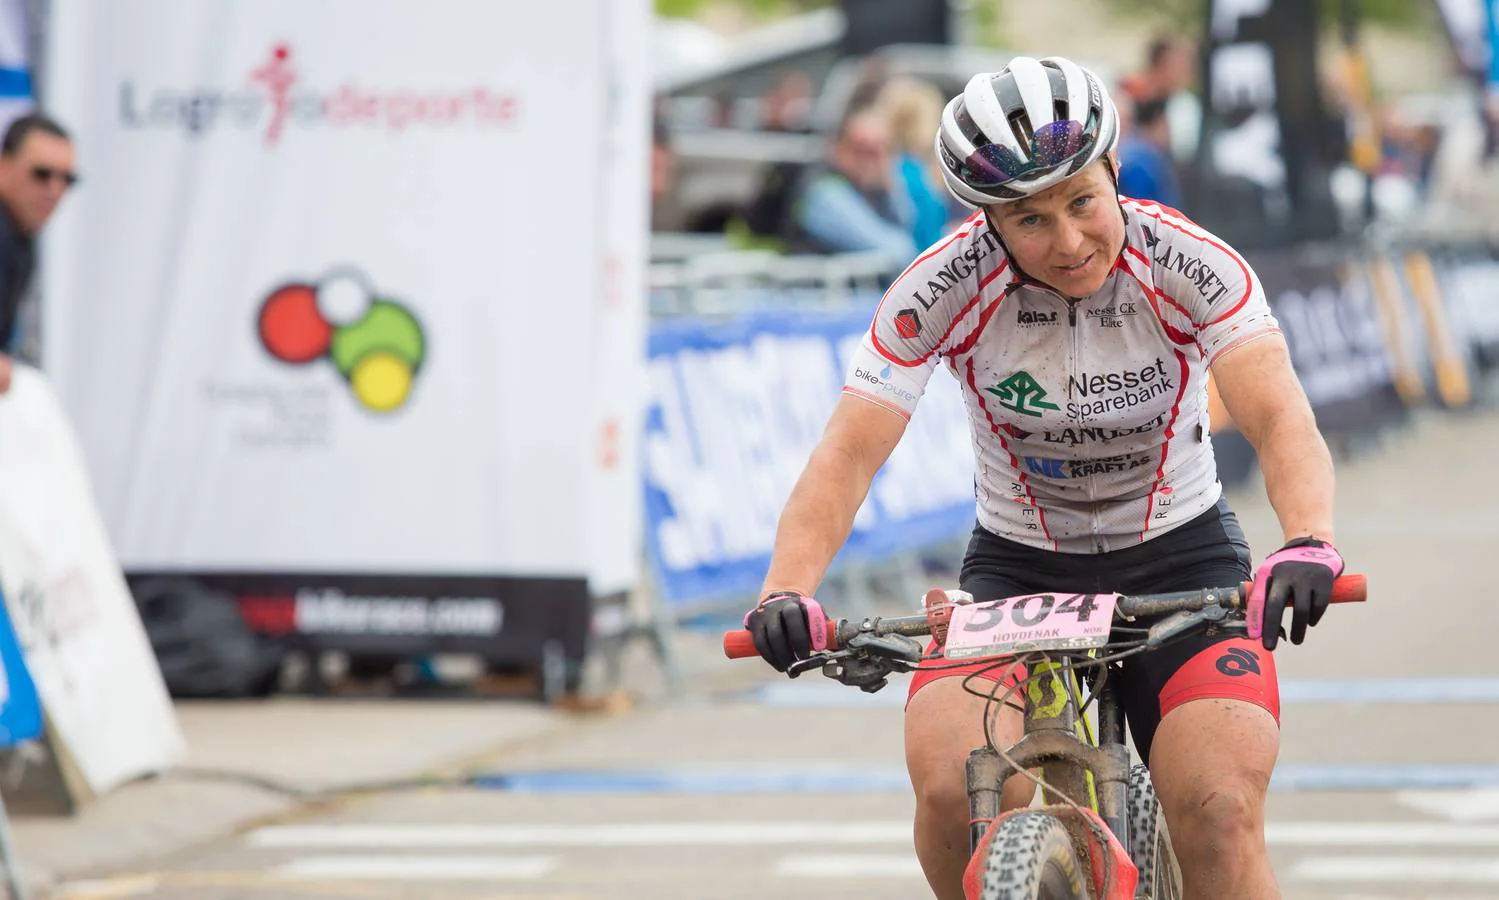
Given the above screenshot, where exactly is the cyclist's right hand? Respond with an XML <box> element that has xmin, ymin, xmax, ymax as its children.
<box><xmin>744</xmin><ymin>591</ymin><xmax>829</xmax><ymax>672</ymax></box>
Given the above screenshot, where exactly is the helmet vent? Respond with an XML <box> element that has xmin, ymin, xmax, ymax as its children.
<box><xmin>1007</xmin><ymin>110</ymin><xmax>1032</xmax><ymax>156</ymax></box>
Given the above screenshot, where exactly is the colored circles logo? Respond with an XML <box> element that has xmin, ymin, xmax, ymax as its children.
<box><xmin>257</xmin><ymin>269</ymin><xmax>425</xmax><ymax>413</ymax></box>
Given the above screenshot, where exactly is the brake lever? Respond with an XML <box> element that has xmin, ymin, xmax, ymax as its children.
<box><xmin>786</xmin><ymin>654</ymin><xmax>835</xmax><ymax>678</ymax></box>
<box><xmin>787</xmin><ymin>633</ymin><xmax>924</xmax><ymax>693</ymax></box>
<box><xmin>1145</xmin><ymin>603</ymin><xmax>1244</xmax><ymax>648</ymax></box>
<box><xmin>848</xmin><ymin>631</ymin><xmax>924</xmax><ymax>663</ymax></box>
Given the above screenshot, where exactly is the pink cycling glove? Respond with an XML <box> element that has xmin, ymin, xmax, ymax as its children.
<box><xmin>743</xmin><ymin>591</ymin><xmax>829</xmax><ymax>672</ymax></box>
<box><xmin>1248</xmin><ymin>537</ymin><xmax>1344</xmax><ymax>651</ymax></box>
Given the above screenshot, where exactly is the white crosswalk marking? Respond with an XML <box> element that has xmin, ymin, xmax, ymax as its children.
<box><xmin>249</xmin><ymin>820</ymin><xmax>1499</xmax><ymax>849</ymax></box>
<box><xmin>250</xmin><ymin>822</ymin><xmax>912</xmax><ymax>847</ymax></box>
<box><xmin>274</xmin><ymin>855</ymin><xmax>560</xmax><ymax>880</ymax></box>
<box><xmin>1290</xmin><ymin>856</ymin><xmax>1499</xmax><ymax>884</ymax></box>
<box><xmin>774</xmin><ymin>854</ymin><xmax>925</xmax><ymax>878</ymax></box>
<box><xmin>1264</xmin><ymin>822</ymin><xmax>1499</xmax><ymax>846</ymax></box>
<box><xmin>220</xmin><ymin>819</ymin><xmax>1499</xmax><ymax>886</ymax></box>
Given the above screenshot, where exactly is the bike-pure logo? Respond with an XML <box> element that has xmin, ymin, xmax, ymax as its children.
<box><xmin>986</xmin><ymin>370</ymin><xmax>1059</xmax><ymax>418</ymax></box>
<box><xmin>1064</xmin><ymin>357</ymin><xmax>1174</xmax><ymax>419</ymax></box>
<box><xmin>854</xmin><ymin>362</ymin><xmax>918</xmax><ymax>405</ymax></box>
<box><xmin>1017</xmin><ymin>308</ymin><xmax>1058</xmax><ymax>327</ymax></box>
<box><xmin>119</xmin><ymin>43</ymin><xmax>521</xmax><ymax>146</ymax></box>
<box><xmin>1085</xmin><ymin>299</ymin><xmax>1137</xmax><ymax>328</ymax></box>
<box><xmin>904</xmin><ymin>230</ymin><xmax>1002</xmax><ymax>310</ymax></box>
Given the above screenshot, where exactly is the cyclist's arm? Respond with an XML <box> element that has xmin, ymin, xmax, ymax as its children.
<box><xmin>1210</xmin><ymin>334</ymin><xmax>1336</xmax><ymax>544</ymax></box>
<box><xmin>760</xmin><ymin>394</ymin><xmax>908</xmax><ymax>597</ymax></box>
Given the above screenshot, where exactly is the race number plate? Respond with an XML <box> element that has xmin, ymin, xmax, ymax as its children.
<box><xmin>943</xmin><ymin>593</ymin><xmax>1119</xmax><ymax>659</ymax></box>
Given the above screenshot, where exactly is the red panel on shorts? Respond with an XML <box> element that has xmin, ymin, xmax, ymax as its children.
<box><xmin>906</xmin><ymin>640</ymin><xmax>1028</xmax><ymax>709</ymax></box>
<box><xmin>1158</xmin><ymin>639</ymin><xmax>1280</xmax><ymax>724</ymax></box>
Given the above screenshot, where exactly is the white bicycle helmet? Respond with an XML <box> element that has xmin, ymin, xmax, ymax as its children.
<box><xmin>936</xmin><ymin>56</ymin><xmax>1121</xmax><ymax>208</ymax></box>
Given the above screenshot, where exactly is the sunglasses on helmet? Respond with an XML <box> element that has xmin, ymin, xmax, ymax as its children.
<box><xmin>957</xmin><ymin>119</ymin><xmax>1094</xmax><ymax>190</ymax></box>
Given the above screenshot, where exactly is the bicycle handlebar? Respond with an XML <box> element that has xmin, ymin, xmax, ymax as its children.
<box><xmin>722</xmin><ymin>573</ymin><xmax>1366</xmax><ymax>660</ymax></box>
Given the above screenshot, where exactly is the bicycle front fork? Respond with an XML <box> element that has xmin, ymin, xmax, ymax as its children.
<box><xmin>965</xmin><ymin>668</ymin><xmax>1132</xmax><ymax>856</ymax></box>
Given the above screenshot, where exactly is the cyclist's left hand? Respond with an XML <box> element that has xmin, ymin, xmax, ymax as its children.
<box><xmin>1248</xmin><ymin>537</ymin><xmax>1345</xmax><ymax>651</ymax></box>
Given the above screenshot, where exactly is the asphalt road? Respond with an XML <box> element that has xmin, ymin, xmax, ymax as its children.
<box><xmin>49</xmin><ymin>405</ymin><xmax>1499</xmax><ymax>900</ymax></box>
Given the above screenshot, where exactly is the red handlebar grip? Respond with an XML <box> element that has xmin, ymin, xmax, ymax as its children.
<box><xmin>1330</xmin><ymin>573</ymin><xmax>1366</xmax><ymax>603</ymax></box>
<box><xmin>723</xmin><ymin>631</ymin><xmax>758</xmax><ymax>659</ymax></box>
<box><xmin>722</xmin><ymin>621</ymin><xmax>840</xmax><ymax>659</ymax></box>
<box><xmin>1240</xmin><ymin>572</ymin><xmax>1366</xmax><ymax>606</ymax></box>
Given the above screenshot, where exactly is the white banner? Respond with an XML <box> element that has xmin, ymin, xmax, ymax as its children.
<box><xmin>42</xmin><ymin>1</ymin><xmax>649</xmax><ymax>591</ymax></box>
<box><xmin>0</xmin><ymin>365</ymin><xmax>183</xmax><ymax>795</ymax></box>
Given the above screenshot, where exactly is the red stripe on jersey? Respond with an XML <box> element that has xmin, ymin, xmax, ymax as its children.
<box><xmin>946</xmin><ymin>281</ymin><xmax>1021</xmax><ymax>358</ymax></box>
<box><xmin>873</xmin><ymin>259</ymin><xmax>1012</xmax><ymax>367</ymax></box>
<box><xmin>1128</xmin><ymin>200</ymin><xmax>1254</xmax><ymax>325</ymax></box>
<box><xmin>1119</xmin><ymin>262</ymin><xmax>1197</xmax><ymax>347</ymax></box>
<box><xmin>965</xmin><ymin>356</ymin><xmax>1054</xmax><ymax>545</ymax></box>
<box><xmin>1140</xmin><ymin>350</ymin><xmax>1192</xmax><ymax>537</ymax></box>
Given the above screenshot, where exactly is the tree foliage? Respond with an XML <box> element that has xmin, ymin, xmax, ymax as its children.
<box><xmin>655</xmin><ymin>0</ymin><xmax>834</xmax><ymax>20</ymax></box>
<box><xmin>1103</xmin><ymin>0</ymin><xmax>1437</xmax><ymax>32</ymax></box>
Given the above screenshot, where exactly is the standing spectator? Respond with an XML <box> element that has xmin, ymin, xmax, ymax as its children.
<box><xmin>0</xmin><ymin>113</ymin><xmax>76</xmax><ymax>388</ymax></box>
<box><xmin>1117</xmin><ymin>98</ymin><xmax>1183</xmax><ymax>208</ymax></box>
<box><xmin>1121</xmin><ymin>35</ymin><xmax>1202</xmax><ymax>162</ymax></box>
<box><xmin>649</xmin><ymin>109</ymin><xmax>676</xmax><ymax>232</ymax></box>
<box><xmin>781</xmin><ymin>108</ymin><xmax>916</xmax><ymax>263</ymax></box>
<box><xmin>876</xmin><ymin>76</ymin><xmax>960</xmax><ymax>249</ymax></box>
<box><xmin>760</xmin><ymin>70</ymin><xmax>813</xmax><ymax>134</ymax></box>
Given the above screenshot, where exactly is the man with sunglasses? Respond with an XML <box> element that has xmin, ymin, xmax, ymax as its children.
<box><xmin>0</xmin><ymin>112</ymin><xmax>77</xmax><ymax>392</ymax></box>
<box><xmin>743</xmin><ymin>56</ymin><xmax>1342</xmax><ymax>900</ymax></box>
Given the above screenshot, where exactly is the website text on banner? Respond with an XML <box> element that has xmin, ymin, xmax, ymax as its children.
<box><xmin>644</xmin><ymin>309</ymin><xmax>975</xmax><ymax>610</ymax></box>
<box><xmin>39</xmin><ymin>0</ymin><xmax>651</xmax><ymax>661</ymax></box>
<box><xmin>0</xmin><ymin>365</ymin><xmax>182</xmax><ymax>797</ymax></box>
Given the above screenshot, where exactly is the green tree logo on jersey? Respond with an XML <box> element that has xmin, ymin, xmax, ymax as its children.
<box><xmin>986</xmin><ymin>371</ymin><xmax>1058</xmax><ymax>418</ymax></box>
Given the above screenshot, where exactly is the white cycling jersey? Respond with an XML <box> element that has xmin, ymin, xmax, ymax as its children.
<box><xmin>843</xmin><ymin>197</ymin><xmax>1281</xmax><ymax>553</ymax></box>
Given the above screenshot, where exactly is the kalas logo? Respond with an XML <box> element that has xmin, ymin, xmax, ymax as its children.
<box><xmin>257</xmin><ymin>268</ymin><xmax>426</xmax><ymax>414</ymax></box>
<box><xmin>120</xmin><ymin>43</ymin><xmax>519</xmax><ymax>146</ymax></box>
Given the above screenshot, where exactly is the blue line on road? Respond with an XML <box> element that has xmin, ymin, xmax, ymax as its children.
<box><xmin>745</xmin><ymin>677</ymin><xmax>1499</xmax><ymax>708</ymax></box>
<box><xmin>473</xmin><ymin>764</ymin><xmax>1499</xmax><ymax>795</ymax></box>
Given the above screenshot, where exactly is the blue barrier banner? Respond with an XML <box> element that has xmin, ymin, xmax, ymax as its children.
<box><xmin>0</xmin><ymin>589</ymin><xmax>41</xmax><ymax>748</ymax></box>
<box><xmin>644</xmin><ymin>309</ymin><xmax>976</xmax><ymax>609</ymax></box>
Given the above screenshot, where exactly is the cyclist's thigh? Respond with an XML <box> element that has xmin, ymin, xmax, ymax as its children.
<box><xmin>1114</xmin><ymin>499</ymin><xmax>1277</xmax><ymax>765</ymax></box>
<box><xmin>906</xmin><ymin>673</ymin><xmax>1032</xmax><ymax>809</ymax></box>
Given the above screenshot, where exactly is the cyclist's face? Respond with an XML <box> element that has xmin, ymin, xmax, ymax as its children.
<box><xmin>988</xmin><ymin>162</ymin><xmax>1123</xmax><ymax>299</ymax></box>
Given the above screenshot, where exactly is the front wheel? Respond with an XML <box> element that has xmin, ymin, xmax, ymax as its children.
<box><xmin>975</xmin><ymin>811</ymin><xmax>1089</xmax><ymax>900</ymax></box>
<box><xmin>1126</xmin><ymin>764</ymin><xmax>1183</xmax><ymax>900</ymax></box>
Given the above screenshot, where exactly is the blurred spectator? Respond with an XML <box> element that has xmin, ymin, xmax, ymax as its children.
<box><xmin>761</xmin><ymin>70</ymin><xmax>813</xmax><ymax>134</ymax></box>
<box><xmin>1121</xmin><ymin>35</ymin><xmax>1202</xmax><ymax>163</ymax></box>
<box><xmin>0</xmin><ymin>112</ymin><xmax>75</xmax><ymax>387</ymax></box>
<box><xmin>736</xmin><ymin>72</ymin><xmax>815</xmax><ymax>244</ymax></box>
<box><xmin>1420</xmin><ymin>92</ymin><xmax>1499</xmax><ymax>233</ymax></box>
<box><xmin>875</xmin><ymin>76</ymin><xmax>961</xmax><ymax>248</ymax></box>
<box><xmin>781</xmin><ymin>108</ymin><xmax>916</xmax><ymax>262</ymax></box>
<box><xmin>650</xmin><ymin>109</ymin><xmax>676</xmax><ymax>231</ymax></box>
<box><xmin>845</xmin><ymin>56</ymin><xmax>891</xmax><ymax>117</ymax></box>
<box><xmin>1117</xmin><ymin>98</ymin><xmax>1183</xmax><ymax>208</ymax></box>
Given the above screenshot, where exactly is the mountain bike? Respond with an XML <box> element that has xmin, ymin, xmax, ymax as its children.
<box><xmin>724</xmin><ymin>574</ymin><xmax>1367</xmax><ymax>899</ymax></box>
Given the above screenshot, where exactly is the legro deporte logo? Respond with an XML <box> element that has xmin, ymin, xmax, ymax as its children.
<box><xmin>257</xmin><ymin>268</ymin><xmax>426</xmax><ymax>414</ymax></box>
<box><xmin>986</xmin><ymin>371</ymin><xmax>1058</xmax><ymax>418</ymax></box>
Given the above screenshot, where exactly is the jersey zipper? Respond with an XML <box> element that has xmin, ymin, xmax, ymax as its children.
<box><xmin>1065</xmin><ymin>298</ymin><xmax>1104</xmax><ymax>550</ymax></box>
